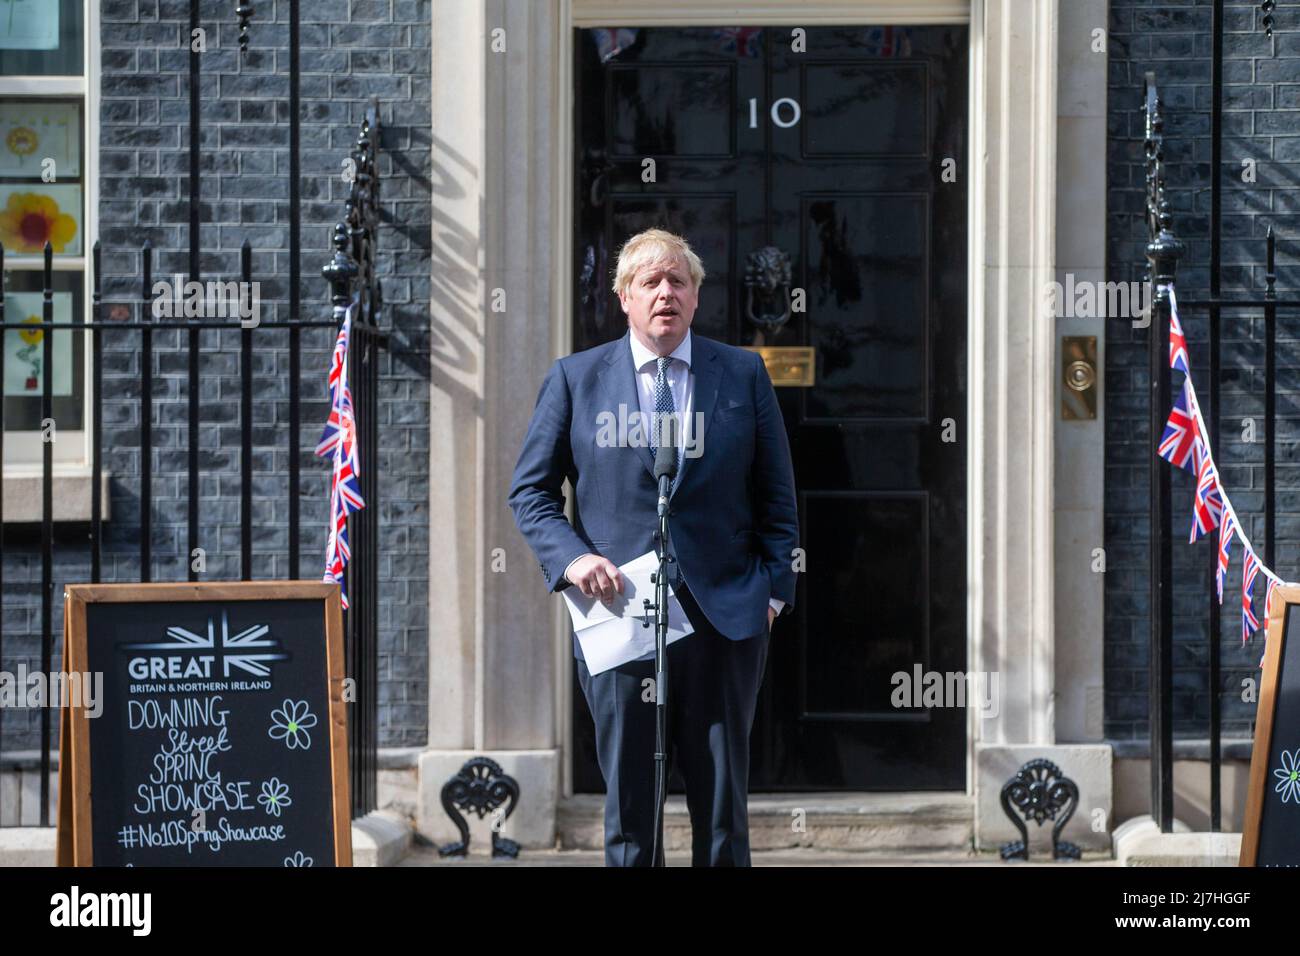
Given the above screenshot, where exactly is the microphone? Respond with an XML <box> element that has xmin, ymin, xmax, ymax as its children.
<box><xmin>654</xmin><ymin>437</ymin><xmax>677</xmax><ymax>518</ymax></box>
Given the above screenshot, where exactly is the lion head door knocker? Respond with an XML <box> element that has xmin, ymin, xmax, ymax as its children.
<box><xmin>744</xmin><ymin>245</ymin><xmax>793</xmax><ymax>347</ymax></box>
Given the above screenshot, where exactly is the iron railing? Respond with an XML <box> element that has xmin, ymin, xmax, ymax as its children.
<box><xmin>326</xmin><ymin>105</ymin><xmax>387</xmax><ymax>818</ymax></box>
<box><xmin>0</xmin><ymin>0</ymin><xmax>384</xmax><ymax>826</ymax></box>
<box><xmin>1143</xmin><ymin>0</ymin><xmax>1299</xmax><ymax>833</ymax></box>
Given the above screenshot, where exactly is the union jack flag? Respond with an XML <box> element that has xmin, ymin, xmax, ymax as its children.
<box><xmin>713</xmin><ymin>26</ymin><xmax>763</xmax><ymax>58</ymax></box>
<box><xmin>863</xmin><ymin>25</ymin><xmax>913</xmax><ymax>57</ymax></box>
<box><xmin>1243</xmin><ymin>550</ymin><xmax>1262</xmax><ymax>644</ymax></box>
<box><xmin>591</xmin><ymin>27</ymin><xmax>639</xmax><ymax>63</ymax></box>
<box><xmin>1190</xmin><ymin>454</ymin><xmax>1223</xmax><ymax>542</ymax></box>
<box><xmin>1168</xmin><ymin>286</ymin><xmax>1190</xmax><ymax>374</ymax></box>
<box><xmin>316</xmin><ymin>299</ymin><xmax>366</xmax><ymax>609</ymax></box>
<box><xmin>1216</xmin><ymin>511</ymin><xmax>1235</xmax><ymax>604</ymax></box>
<box><xmin>1158</xmin><ymin>379</ymin><xmax>1202</xmax><ymax>472</ymax></box>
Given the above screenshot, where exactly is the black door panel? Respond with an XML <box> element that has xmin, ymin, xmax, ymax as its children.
<box><xmin>573</xmin><ymin>24</ymin><xmax>968</xmax><ymax>791</ymax></box>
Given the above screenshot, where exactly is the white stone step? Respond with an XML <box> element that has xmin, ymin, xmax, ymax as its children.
<box><xmin>558</xmin><ymin>791</ymin><xmax>974</xmax><ymax>854</ymax></box>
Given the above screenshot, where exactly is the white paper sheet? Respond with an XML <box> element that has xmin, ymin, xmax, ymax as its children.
<box><xmin>561</xmin><ymin>549</ymin><xmax>694</xmax><ymax>675</ymax></box>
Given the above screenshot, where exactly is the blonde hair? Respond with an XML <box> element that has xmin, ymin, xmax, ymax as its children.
<box><xmin>611</xmin><ymin>228</ymin><xmax>706</xmax><ymax>296</ymax></box>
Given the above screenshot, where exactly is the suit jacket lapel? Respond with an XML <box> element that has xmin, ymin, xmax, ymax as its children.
<box><xmin>675</xmin><ymin>335</ymin><xmax>720</xmax><ymax>493</ymax></box>
<box><xmin>598</xmin><ymin>330</ymin><xmax>656</xmax><ymax>479</ymax></box>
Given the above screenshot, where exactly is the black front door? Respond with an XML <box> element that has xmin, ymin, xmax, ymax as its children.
<box><xmin>572</xmin><ymin>24</ymin><xmax>968</xmax><ymax>791</ymax></box>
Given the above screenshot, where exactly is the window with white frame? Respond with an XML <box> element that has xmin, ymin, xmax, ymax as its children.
<box><xmin>0</xmin><ymin>0</ymin><xmax>96</xmax><ymax>469</ymax></box>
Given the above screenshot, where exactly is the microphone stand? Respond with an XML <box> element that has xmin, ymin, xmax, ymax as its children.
<box><xmin>647</xmin><ymin>438</ymin><xmax>677</xmax><ymax>867</ymax></box>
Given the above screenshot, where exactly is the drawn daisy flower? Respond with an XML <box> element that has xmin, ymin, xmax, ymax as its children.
<box><xmin>0</xmin><ymin>192</ymin><xmax>77</xmax><ymax>254</ymax></box>
<box><xmin>284</xmin><ymin>851</ymin><xmax>313</xmax><ymax>867</ymax></box>
<box><xmin>1274</xmin><ymin>748</ymin><xmax>1300</xmax><ymax>804</ymax></box>
<box><xmin>268</xmin><ymin>698</ymin><xmax>317</xmax><ymax>751</ymax></box>
<box><xmin>258</xmin><ymin>777</ymin><xmax>292</xmax><ymax>817</ymax></box>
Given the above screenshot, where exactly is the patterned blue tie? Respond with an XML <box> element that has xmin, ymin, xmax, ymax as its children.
<box><xmin>651</xmin><ymin>356</ymin><xmax>683</xmax><ymax>587</ymax></box>
<box><xmin>650</xmin><ymin>356</ymin><xmax>680</xmax><ymax>480</ymax></box>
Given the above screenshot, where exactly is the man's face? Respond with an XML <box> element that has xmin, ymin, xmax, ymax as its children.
<box><xmin>618</xmin><ymin>252</ymin><xmax>698</xmax><ymax>355</ymax></box>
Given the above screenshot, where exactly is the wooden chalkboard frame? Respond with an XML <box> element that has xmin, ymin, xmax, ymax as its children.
<box><xmin>1241</xmin><ymin>583</ymin><xmax>1300</xmax><ymax>866</ymax></box>
<box><xmin>56</xmin><ymin>581</ymin><xmax>352</xmax><ymax>867</ymax></box>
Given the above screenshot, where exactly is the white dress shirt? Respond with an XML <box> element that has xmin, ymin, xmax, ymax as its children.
<box><xmin>564</xmin><ymin>328</ymin><xmax>786</xmax><ymax>625</ymax></box>
<box><xmin>628</xmin><ymin>323</ymin><xmax>694</xmax><ymax>466</ymax></box>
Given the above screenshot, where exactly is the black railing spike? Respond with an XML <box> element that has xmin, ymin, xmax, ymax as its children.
<box><xmin>141</xmin><ymin>240</ymin><xmax>152</xmax><ymax>322</ymax></box>
<box><xmin>1144</xmin><ymin>72</ymin><xmax>1178</xmax><ymax>836</ymax></box>
<box><xmin>237</xmin><ymin>2</ymin><xmax>254</xmax><ymax>54</ymax></box>
<box><xmin>318</xmin><ymin>101</ymin><xmax>382</xmax><ymax>816</ymax></box>
<box><xmin>332</xmin><ymin>220</ymin><xmax>350</xmax><ymax>253</ymax></box>
<box><xmin>1262</xmin><ymin>0</ymin><xmax>1276</xmax><ymax>39</ymax></box>
<box><xmin>322</xmin><ymin>222</ymin><xmax>358</xmax><ymax>319</ymax></box>
<box><xmin>1266</xmin><ymin>226</ymin><xmax>1277</xmax><ymax>299</ymax></box>
<box><xmin>139</xmin><ymin>237</ymin><xmax>154</xmax><ymax>583</ymax></box>
<box><xmin>91</xmin><ymin>240</ymin><xmax>102</xmax><ymax>582</ymax></box>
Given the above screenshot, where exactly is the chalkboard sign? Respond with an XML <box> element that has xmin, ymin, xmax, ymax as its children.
<box><xmin>1242</xmin><ymin>583</ymin><xmax>1300</xmax><ymax>866</ymax></box>
<box><xmin>57</xmin><ymin>582</ymin><xmax>352</xmax><ymax>867</ymax></box>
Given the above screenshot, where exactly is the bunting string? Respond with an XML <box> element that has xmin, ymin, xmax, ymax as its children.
<box><xmin>1156</xmin><ymin>285</ymin><xmax>1287</xmax><ymax>655</ymax></box>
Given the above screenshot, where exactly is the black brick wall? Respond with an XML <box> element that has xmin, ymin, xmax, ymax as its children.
<box><xmin>1107</xmin><ymin>0</ymin><xmax>1300</xmax><ymax>740</ymax></box>
<box><xmin>1</xmin><ymin>0</ymin><xmax>431</xmax><ymax>751</ymax></box>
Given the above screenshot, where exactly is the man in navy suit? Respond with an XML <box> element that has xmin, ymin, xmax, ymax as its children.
<box><xmin>508</xmin><ymin>228</ymin><xmax>798</xmax><ymax>866</ymax></box>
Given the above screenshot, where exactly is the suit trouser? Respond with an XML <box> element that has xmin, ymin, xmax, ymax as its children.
<box><xmin>576</xmin><ymin>583</ymin><xmax>770</xmax><ymax>867</ymax></box>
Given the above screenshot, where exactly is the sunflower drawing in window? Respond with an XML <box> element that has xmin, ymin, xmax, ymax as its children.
<box><xmin>0</xmin><ymin>190</ymin><xmax>77</xmax><ymax>254</ymax></box>
<box><xmin>5</xmin><ymin>125</ymin><xmax>38</xmax><ymax>165</ymax></box>
<box><xmin>16</xmin><ymin>314</ymin><xmax>42</xmax><ymax>391</ymax></box>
